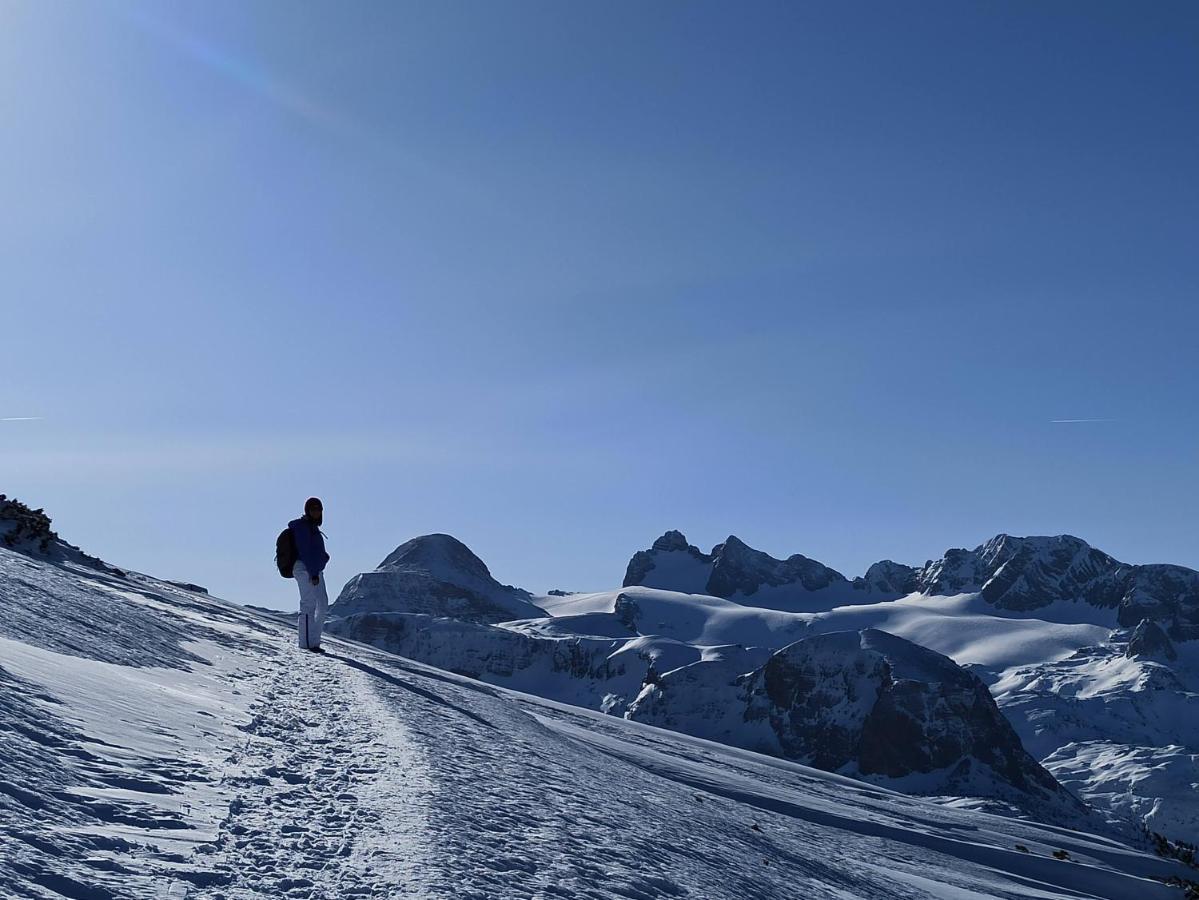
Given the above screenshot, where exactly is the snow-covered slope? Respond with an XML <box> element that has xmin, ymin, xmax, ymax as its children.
<box><xmin>628</xmin><ymin>628</ymin><xmax>1087</xmax><ymax>824</ymax></box>
<box><xmin>331</xmin><ymin>533</ymin><xmax>547</xmax><ymax>624</ymax></box>
<box><xmin>331</xmin><ymin>529</ymin><xmax>1199</xmax><ymax>850</ymax></box>
<box><xmin>2</xmin><ymin>529</ymin><xmax>1196</xmax><ymax>898</ymax></box>
<box><xmin>614</xmin><ymin>530</ymin><xmax>1199</xmax><ymax>843</ymax></box>
<box><xmin>802</xmin><ymin>595</ymin><xmax>1199</xmax><ymax>845</ymax></box>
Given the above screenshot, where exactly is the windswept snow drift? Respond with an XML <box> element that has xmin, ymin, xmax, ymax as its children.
<box><xmin>3</xmin><ymin>529</ymin><xmax>1197</xmax><ymax>897</ymax></box>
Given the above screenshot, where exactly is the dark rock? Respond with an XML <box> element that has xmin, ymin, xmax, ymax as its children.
<box><xmin>0</xmin><ymin>494</ymin><xmax>110</xmax><ymax>571</ymax></box>
<box><xmin>852</xmin><ymin>560</ymin><xmax>920</xmax><ymax>595</ymax></box>
<box><xmin>1126</xmin><ymin>619</ymin><xmax>1178</xmax><ymax>661</ymax></box>
<box><xmin>623</xmin><ymin>531</ymin><xmax>713</xmax><ymax>588</ymax></box>
<box><xmin>623</xmin><ymin>530</ymin><xmax>858</xmax><ymax>606</ymax></box>
<box><xmin>914</xmin><ymin>534</ymin><xmax>1199</xmax><ymax>639</ymax></box>
<box><xmin>707</xmin><ymin>536</ymin><xmax>847</xmax><ymax>598</ymax></box>
<box><xmin>630</xmin><ymin>629</ymin><xmax>1084</xmax><ymax>819</ymax></box>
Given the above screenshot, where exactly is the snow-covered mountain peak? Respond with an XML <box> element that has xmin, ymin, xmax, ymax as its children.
<box><xmin>914</xmin><ymin>533</ymin><xmax>1199</xmax><ymax>638</ymax></box>
<box><xmin>624</xmin><ymin>531</ymin><xmax>887</xmax><ymax>612</ymax></box>
<box><xmin>650</xmin><ymin>529</ymin><xmax>696</xmax><ymax>553</ymax></box>
<box><xmin>332</xmin><ymin>533</ymin><xmax>546</xmax><ymax>624</ymax></box>
<box><xmin>380</xmin><ymin>533</ymin><xmax>496</xmax><ymax>581</ymax></box>
<box><xmin>853</xmin><ymin>559</ymin><xmax>919</xmax><ymax>594</ymax></box>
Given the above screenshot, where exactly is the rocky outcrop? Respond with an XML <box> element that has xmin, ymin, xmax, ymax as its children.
<box><xmin>1126</xmin><ymin>619</ymin><xmax>1178</xmax><ymax>662</ymax></box>
<box><xmin>916</xmin><ymin>535</ymin><xmax>1128</xmax><ymax>609</ymax></box>
<box><xmin>623</xmin><ymin>531</ymin><xmax>888</xmax><ymax>610</ymax></box>
<box><xmin>629</xmin><ymin>629</ymin><xmax>1082</xmax><ymax>817</ymax></box>
<box><xmin>913</xmin><ymin>535</ymin><xmax>1199</xmax><ymax>639</ymax></box>
<box><xmin>626</xmin><ymin>529</ymin><xmax>1199</xmax><ymax>639</ymax></box>
<box><xmin>0</xmin><ymin>495</ymin><xmax>58</xmax><ymax>554</ymax></box>
<box><xmin>0</xmin><ymin>494</ymin><xmax>118</xmax><ymax>574</ymax></box>
<box><xmin>331</xmin><ymin>534</ymin><xmax>547</xmax><ymax>625</ymax></box>
<box><xmin>707</xmin><ymin>536</ymin><xmax>847</xmax><ymax>597</ymax></box>
<box><xmin>852</xmin><ymin>560</ymin><xmax>919</xmax><ymax>595</ymax></box>
<box><xmin>623</xmin><ymin>531</ymin><xmax>714</xmax><ymax>593</ymax></box>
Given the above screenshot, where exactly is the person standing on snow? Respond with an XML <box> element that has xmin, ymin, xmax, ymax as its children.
<box><xmin>291</xmin><ymin>497</ymin><xmax>330</xmax><ymax>653</ymax></box>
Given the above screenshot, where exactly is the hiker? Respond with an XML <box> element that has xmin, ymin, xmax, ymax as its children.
<box><xmin>290</xmin><ymin>497</ymin><xmax>330</xmax><ymax>653</ymax></box>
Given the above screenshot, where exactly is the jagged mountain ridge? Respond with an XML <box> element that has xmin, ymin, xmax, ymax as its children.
<box><xmin>326</xmin><ymin>534</ymin><xmax>1093</xmax><ymax>817</ymax></box>
<box><xmin>622</xmin><ymin>531</ymin><xmax>887</xmax><ymax>612</ymax></box>
<box><xmin>625</xmin><ymin>530</ymin><xmax>1199</xmax><ymax>638</ymax></box>
<box><xmin>330</xmin><ymin>529</ymin><xmax>1199</xmax><ymax>845</ymax></box>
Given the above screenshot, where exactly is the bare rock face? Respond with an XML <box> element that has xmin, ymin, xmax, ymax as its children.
<box><xmin>629</xmin><ymin>629</ymin><xmax>1082</xmax><ymax>818</ymax></box>
<box><xmin>917</xmin><ymin>535</ymin><xmax>1127</xmax><ymax>609</ymax></box>
<box><xmin>1126</xmin><ymin>619</ymin><xmax>1178</xmax><ymax>662</ymax></box>
<box><xmin>625</xmin><ymin>529</ymin><xmax>1199</xmax><ymax>640</ymax></box>
<box><xmin>914</xmin><ymin>534</ymin><xmax>1199</xmax><ymax>640</ymax></box>
<box><xmin>0</xmin><ymin>494</ymin><xmax>60</xmax><ymax>554</ymax></box>
<box><xmin>331</xmin><ymin>534</ymin><xmax>547</xmax><ymax>625</ymax></box>
<box><xmin>0</xmin><ymin>494</ymin><xmax>116</xmax><ymax>573</ymax></box>
<box><xmin>852</xmin><ymin>560</ymin><xmax>920</xmax><ymax>595</ymax></box>
<box><xmin>707</xmin><ymin>536</ymin><xmax>847</xmax><ymax>597</ymax></box>
<box><xmin>622</xmin><ymin>531</ymin><xmax>714</xmax><ymax>593</ymax></box>
<box><xmin>622</xmin><ymin>531</ymin><xmax>882</xmax><ymax>610</ymax></box>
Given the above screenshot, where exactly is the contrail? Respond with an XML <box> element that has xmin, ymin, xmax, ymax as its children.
<box><xmin>1</xmin><ymin>417</ymin><xmax>42</xmax><ymax>422</ymax></box>
<box><xmin>1051</xmin><ymin>418</ymin><xmax>1116</xmax><ymax>424</ymax></box>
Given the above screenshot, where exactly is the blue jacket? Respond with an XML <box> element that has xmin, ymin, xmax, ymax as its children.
<box><xmin>289</xmin><ymin>516</ymin><xmax>329</xmax><ymax>578</ymax></box>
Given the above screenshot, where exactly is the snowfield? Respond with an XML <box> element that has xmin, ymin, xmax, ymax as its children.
<box><xmin>3</xmin><ymin>544</ymin><xmax>1198</xmax><ymax>898</ymax></box>
<box><xmin>322</xmin><ymin>530</ymin><xmax>1199</xmax><ymax>850</ymax></box>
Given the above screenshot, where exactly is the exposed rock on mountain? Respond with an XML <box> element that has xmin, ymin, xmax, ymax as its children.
<box><xmin>0</xmin><ymin>494</ymin><xmax>58</xmax><ymax>553</ymax></box>
<box><xmin>914</xmin><ymin>534</ymin><xmax>1199</xmax><ymax>639</ymax></box>
<box><xmin>623</xmin><ymin>531</ymin><xmax>889</xmax><ymax>611</ymax></box>
<box><xmin>852</xmin><ymin>560</ymin><xmax>920</xmax><ymax>595</ymax></box>
<box><xmin>627</xmin><ymin>530</ymin><xmax>1199</xmax><ymax>640</ymax></box>
<box><xmin>331</xmin><ymin>534</ymin><xmax>547</xmax><ymax>625</ymax></box>
<box><xmin>336</xmin><ymin>528</ymin><xmax>1199</xmax><ymax>841</ymax></box>
<box><xmin>0</xmin><ymin>493</ymin><xmax>119</xmax><ymax>573</ymax></box>
<box><xmin>629</xmin><ymin>629</ymin><xmax>1082</xmax><ymax>818</ymax></box>
<box><xmin>1126</xmin><ymin>619</ymin><xmax>1178</xmax><ymax>662</ymax></box>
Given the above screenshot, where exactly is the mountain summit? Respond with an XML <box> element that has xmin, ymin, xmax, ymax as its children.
<box><xmin>914</xmin><ymin>534</ymin><xmax>1199</xmax><ymax>637</ymax></box>
<box><xmin>331</xmin><ymin>533</ymin><xmax>547</xmax><ymax>624</ymax></box>
<box><xmin>626</xmin><ymin>530</ymin><xmax>1199</xmax><ymax>638</ymax></box>
<box><xmin>623</xmin><ymin>531</ymin><xmax>876</xmax><ymax>612</ymax></box>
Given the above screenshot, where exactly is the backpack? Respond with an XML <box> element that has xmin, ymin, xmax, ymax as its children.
<box><xmin>275</xmin><ymin>526</ymin><xmax>298</xmax><ymax>578</ymax></box>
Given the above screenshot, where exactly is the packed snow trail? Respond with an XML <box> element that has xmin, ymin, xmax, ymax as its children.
<box><xmin>2</xmin><ymin>547</ymin><xmax>1196</xmax><ymax>899</ymax></box>
<box><xmin>190</xmin><ymin>650</ymin><xmax>433</xmax><ymax>898</ymax></box>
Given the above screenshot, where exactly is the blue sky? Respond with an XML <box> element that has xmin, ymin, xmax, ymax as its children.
<box><xmin>2</xmin><ymin>1</ymin><xmax>1197</xmax><ymax>609</ymax></box>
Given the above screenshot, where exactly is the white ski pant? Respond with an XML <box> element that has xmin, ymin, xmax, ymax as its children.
<box><xmin>294</xmin><ymin>562</ymin><xmax>329</xmax><ymax>649</ymax></box>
